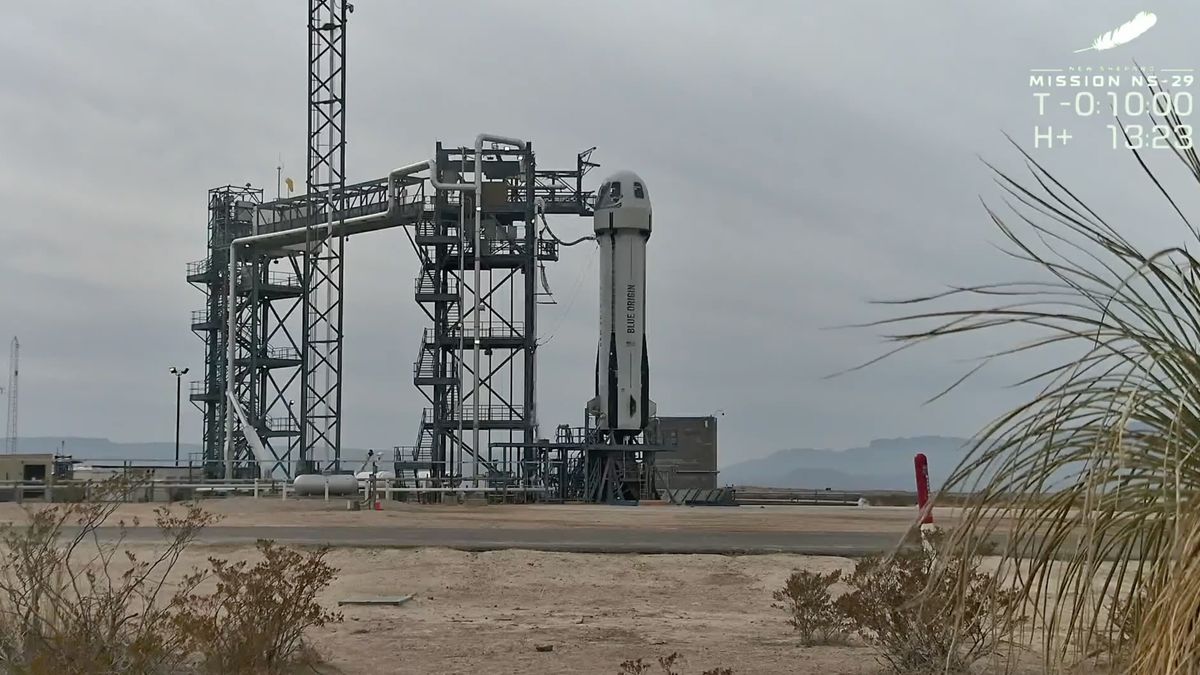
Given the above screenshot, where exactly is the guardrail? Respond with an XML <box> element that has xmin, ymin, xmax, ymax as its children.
<box><xmin>0</xmin><ymin>477</ymin><xmax>554</xmax><ymax>506</ymax></box>
<box><xmin>422</xmin><ymin>405</ymin><xmax>524</xmax><ymax>422</ymax></box>
<box><xmin>446</xmin><ymin>322</ymin><xmax>525</xmax><ymax>340</ymax></box>
<box><xmin>264</xmin><ymin>271</ymin><xmax>300</xmax><ymax>288</ymax></box>
<box><xmin>186</xmin><ymin>259</ymin><xmax>210</xmax><ymax>277</ymax></box>
<box><xmin>265</xmin><ymin>345</ymin><xmax>300</xmax><ymax>361</ymax></box>
<box><xmin>733</xmin><ymin>488</ymin><xmax>864</xmax><ymax>506</ymax></box>
<box><xmin>0</xmin><ymin>479</ymin><xmax>290</xmax><ymax>504</ymax></box>
<box><xmin>414</xmin><ymin>275</ymin><xmax>460</xmax><ymax>295</ymax></box>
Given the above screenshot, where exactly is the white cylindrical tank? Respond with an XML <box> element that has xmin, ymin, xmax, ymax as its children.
<box><xmin>587</xmin><ymin>170</ymin><xmax>656</xmax><ymax>436</ymax></box>
<box><xmin>355</xmin><ymin>471</ymin><xmax>396</xmax><ymax>482</ymax></box>
<box><xmin>292</xmin><ymin>473</ymin><xmax>359</xmax><ymax>496</ymax></box>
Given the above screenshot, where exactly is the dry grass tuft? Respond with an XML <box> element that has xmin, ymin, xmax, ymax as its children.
<box><xmin>855</xmin><ymin>78</ymin><xmax>1200</xmax><ymax>673</ymax></box>
<box><xmin>618</xmin><ymin>652</ymin><xmax>733</xmax><ymax>675</ymax></box>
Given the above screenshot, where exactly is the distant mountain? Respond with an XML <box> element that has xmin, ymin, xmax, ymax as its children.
<box><xmin>720</xmin><ymin>436</ymin><xmax>972</xmax><ymax>491</ymax></box>
<box><xmin>11</xmin><ymin>437</ymin><xmax>380</xmax><ymax>465</ymax></box>
<box><xmin>12</xmin><ymin>437</ymin><xmax>200</xmax><ymax>462</ymax></box>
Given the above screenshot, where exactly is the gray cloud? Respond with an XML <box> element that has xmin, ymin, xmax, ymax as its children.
<box><xmin>2</xmin><ymin>0</ymin><xmax>1197</xmax><ymax>463</ymax></box>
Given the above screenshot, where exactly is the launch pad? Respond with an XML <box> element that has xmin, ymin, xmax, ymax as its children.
<box><xmin>488</xmin><ymin>421</ymin><xmax>676</xmax><ymax>505</ymax></box>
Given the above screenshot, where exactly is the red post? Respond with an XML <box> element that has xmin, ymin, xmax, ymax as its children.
<box><xmin>914</xmin><ymin>453</ymin><xmax>933</xmax><ymax>524</ymax></box>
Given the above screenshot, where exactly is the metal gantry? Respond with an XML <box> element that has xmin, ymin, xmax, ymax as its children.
<box><xmin>188</xmin><ymin>146</ymin><xmax>596</xmax><ymax>482</ymax></box>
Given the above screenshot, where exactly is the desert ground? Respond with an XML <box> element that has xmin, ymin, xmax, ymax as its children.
<box><xmin>0</xmin><ymin>498</ymin><xmax>1056</xmax><ymax>673</ymax></box>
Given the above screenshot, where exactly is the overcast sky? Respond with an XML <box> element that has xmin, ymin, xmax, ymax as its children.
<box><xmin>2</xmin><ymin>1</ymin><xmax>1198</xmax><ymax>464</ymax></box>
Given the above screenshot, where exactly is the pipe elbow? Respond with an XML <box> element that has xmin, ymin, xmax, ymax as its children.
<box><xmin>386</xmin><ymin>159</ymin><xmax>435</xmax><ymax>213</ymax></box>
<box><xmin>476</xmin><ymin>134</ymin><xmax>526</xmax><ymax>150</ymax></box>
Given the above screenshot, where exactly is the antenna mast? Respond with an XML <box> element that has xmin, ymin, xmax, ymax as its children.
<box><xmin>6</xmin><ymin>337</ymin><xmax>18</xmax><ymax>454</ymax></box>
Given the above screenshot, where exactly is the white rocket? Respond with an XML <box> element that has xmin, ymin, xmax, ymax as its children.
<box><xmin>587</xmin><ymin>170</ymin><xmax>655</xmax><ymax>438</ymax></box>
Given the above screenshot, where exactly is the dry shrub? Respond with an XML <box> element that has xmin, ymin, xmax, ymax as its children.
<box><xmin>771</xmin><ymin>569</ymin><xmax>850</xmax><ymax>644</ymax></box>
<box><xmin>777</xmin><ymin>530</ymin><xmax>1020</xmax><ymax>673</ymax></box>
<box><xmin>619</xmin><ymin>652</ymin><xmax>732</xmax><ymax>675</ymax></box>
<box><xmin>0</xmin><ymin>477</ymin><xmax>341</xmax><ymax>674</ymax></box>
<box><xmin>0</xmin><ymin>478</ymin><xmax>215</xmax><ymax>673</ymax></box>
<box><xmin>172</xmin><ymin>541</ymin><xmax>342</xmax><ymax>673</ymax></box>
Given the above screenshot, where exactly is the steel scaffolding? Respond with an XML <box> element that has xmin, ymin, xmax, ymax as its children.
<box><xmin>188</xmin><ymin>146</ymin><xmax>596</xmax><ymax>482</ymax></box>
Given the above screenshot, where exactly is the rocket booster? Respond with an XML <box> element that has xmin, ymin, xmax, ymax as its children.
<box><xmin>588</xmin><ymin>170</ymin><xmax>655</xmax><ymax>435</ymax></box>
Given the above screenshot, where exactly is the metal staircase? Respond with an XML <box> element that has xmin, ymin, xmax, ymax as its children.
<box><xmin>413</xmin><ymin>329</ymin><xmax>458</xmax><ymax>386</ymax></box>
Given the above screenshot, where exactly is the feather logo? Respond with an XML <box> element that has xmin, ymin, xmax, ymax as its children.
<box><xmin>1074</xmin><ymin>11</ymin><xmax>1158</xmax><ymax>53</ymax></box>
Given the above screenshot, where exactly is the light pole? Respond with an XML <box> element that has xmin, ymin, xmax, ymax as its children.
<box><xmin>169</xmin><ymin>366</ymin><xmax>189</xmax><ymax>466</ymax></box>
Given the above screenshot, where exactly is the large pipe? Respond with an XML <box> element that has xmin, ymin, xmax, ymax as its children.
<box><xmin>471</xmin><ymin>135</ymin><xmax>524</xmax><ymax>487</ymax></box>
<box><xmin>429</xmin><ymin>159</ymin><xmax>470</xmax><ymax>482</ymax></box>
<box><xmin>223</xmin><ymin>161</ymin><xmax>434</xmax><ymax>479</ymax></box>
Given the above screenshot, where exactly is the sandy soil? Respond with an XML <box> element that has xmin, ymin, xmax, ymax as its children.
<box><xmin>152</xmin><ymin>544</ymin><xmax>1044</xmax><ymax>675</ymax></box>
<box><xmin>0</xmin><ymin>500</ymin><xmax>1064</xmax><ymax>673</ymax></box>
<box><xmin>312</xmin><ymin>547</ymin><xmax>854</xmax><ymax>674</ymax></box>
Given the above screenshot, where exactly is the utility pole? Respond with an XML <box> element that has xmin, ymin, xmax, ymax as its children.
<box><xmin>6</xmin><ymin>337</ymin><xmax>18</xmax><ymax>454</ymax></box>
<box><xmin>169</xmin><ymin>366</ymin><xmax>189</xmax><ymax>465</ymax></box>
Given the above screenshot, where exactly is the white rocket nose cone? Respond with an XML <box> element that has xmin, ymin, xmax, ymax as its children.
<box><xmin>600</xmin><ymin>170</ymin><xmax>646</xmax><ymax>186</ymax></box>
<box><xmin>595</xmin><ymin>171</ymin><xmax>650</xmax><ymax>212</ymax></box>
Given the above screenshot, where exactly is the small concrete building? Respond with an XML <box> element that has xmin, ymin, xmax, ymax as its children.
<box><xmin>653</xmin><ymin>416</ymin><xmax>719</xmax><ymax>490</ymax></box>
<box><xmin>0</xmin><ymin>453</ymin><xmax>67</xmax><ymax>502</ymax></box>
<box><xmin>0</xmin><ymin>453</ymin><xmax>57</xmax><ymax>483</ymax></box>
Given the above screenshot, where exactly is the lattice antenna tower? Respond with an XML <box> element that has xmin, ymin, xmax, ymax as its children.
<box><xmin>300</xmin><ymin>0</ymin><xmax>351</xmax><ymax>472</ymax></box>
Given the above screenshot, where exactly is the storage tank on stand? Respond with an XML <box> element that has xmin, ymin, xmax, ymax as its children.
<box><xmin>292</xmin><ymin>473</ymin><xmax>359</xmax><ymax>496</ymax></box>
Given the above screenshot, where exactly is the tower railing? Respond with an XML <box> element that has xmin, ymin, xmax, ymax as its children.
<box><xmin>186</xmin><ymin>259</ymin><xmax>211</xmax><ymax>277</ymax></box>
<box><xmin>264</xmin><ymin>271</ymin><xmax>301</xmax><ymax>288</ymax></box>
<box><xmin>265</xmin><ymin>345</ymin><xmax>301</xmax><ymax>361</ymax></box>
<box><xmin>423</xmin><ymin>405</ymin><xmax>524</xmax><ymax>423</ymax></box>
<box><xmin>264</xmin><ymin>417</ymin><xmax>298</xmax><ymax>433</ymax></box>
<box><xmin>445</xmin><ymin>322</ymin><xmax>525</xmax><ymax>340</ymax></box>
<box><xmin>414</xmin><ymin>274</ymin><xmax>461</xmax><ymax>296</ymax></box>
